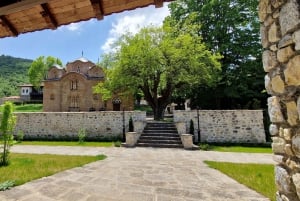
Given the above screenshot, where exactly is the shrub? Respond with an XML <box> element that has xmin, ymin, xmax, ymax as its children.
<box><xmin>0</xmin><ymin>180</ymin><xmax>15</xmax><ymax>191</ymax></box>
<box><xmin>189</xmin><ymin>119</ymin><xmax>194</xmax><ymax>135</ymax></box>
<box><xmin>199</xmin><ymin>143</ymin><xmax>210</xmax><ymax>151</ymax></box>
<box><xmin>114</xmin><ymin>141</ymin><xmax>121</xmax><ymax>147</ymax></box>
<box><xmin>129</xmin><ymin>116</ymin><xmax>134</xmax><ymax>132</ymax></box>
<box><xmin>78</xmin><ymin>128</ymin><xmax>86</xmax><ymax>144</ymax></box>
<box><xmin>16</xmin><ymin>130</ymin><xmax>24</xmax><ymax>143</ymax></box>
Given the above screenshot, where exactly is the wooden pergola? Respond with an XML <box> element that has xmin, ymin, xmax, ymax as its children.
<box><xmin>0</xmin><ymin>0</ymin><xmax>171</xmax><ymax>38</ymax></box>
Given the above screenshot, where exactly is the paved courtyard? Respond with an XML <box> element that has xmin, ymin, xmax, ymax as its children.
<box><xmin>0</xmin><ymin>146</ymin><xmax>274</xmax><ymax>201</ymax></box>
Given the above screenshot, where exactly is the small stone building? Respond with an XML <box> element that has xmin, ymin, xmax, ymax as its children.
<box><xmin>19</xmin><ymin>84</ymin><xmax>43</xmax><ymax>102</ymax></box>
<box><xmin>43</xmin><ymin>57</ymin><xmax>133</xmax><ymax>112</ymax></box>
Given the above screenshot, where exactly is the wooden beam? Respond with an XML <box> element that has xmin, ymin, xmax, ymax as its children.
<box><xmin>0</xmin><ymin>0</ymin><xmax>50</xmax><ymax>16</ymax></box>
<box><xmin>90</xmin><ymin>0</ymin><xmax>104</xmax><ymax>20</ymax></box>
<box><xmin>41</xmin><ymin>3</ymin><xmax>58</xmax><ymax>29</ymax></box>
<box><xmin>154</xmin><ymin>0</ymin><xmax>164</xmax><ymax>8</ymax></box>
<box><xmin>0</xmin><ymin>15</ymin><xmax>18</xmax><ymax>36</ymax></box>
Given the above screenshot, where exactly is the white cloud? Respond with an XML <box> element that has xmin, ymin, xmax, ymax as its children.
<box><xmin>101</xmin><ymin>4</ymin><xmax>170</xmax><ymax>53</ymax></box>
<box><xmin>57</xmin><ymin>19</ymin><xmax>96</xmax><ymax>32</ymax></box>
<box><xmin>66</xmin><ymin>23</ymin><xmax>81</xmax><ymax>31</ymax></box>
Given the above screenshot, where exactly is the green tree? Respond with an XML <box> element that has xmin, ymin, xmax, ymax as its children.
<box><xmin>168</xmin><ymin>0</ymin><xmax>267</xmax><ymax>109</ymax></box>
<box><xmin>28</xmin><ymin>56</ymin><xmax>62</xmax><ymax>88</ymax></box>
<box><xmin>94</xmin><ymin>26</ymin><xmax>221</xmax><ymax>120</ymax></box>
<box><xmin>0</xmin><ymin>102</ymin><xmax>16</xmax><ymax>166</ymax></box>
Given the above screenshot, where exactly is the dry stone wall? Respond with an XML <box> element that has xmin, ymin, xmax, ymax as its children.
<box><xmin>173</xmin><ymin>110</ymin><xmax>266</xmax><ymax>143</ymax></box>
<box><xmin>14</xmin><ymin>111</ymin><xmax>146</xmax><ymax>140</ymax></box>
<box><xmin>260</xmin><ymin>0</ymin><xmax>300</xmax><ymax>200</ymax></box>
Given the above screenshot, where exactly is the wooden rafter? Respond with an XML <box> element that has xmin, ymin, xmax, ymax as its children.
<box><xmin>154</xmin><ymin>0</ymin><xmax>164</xmax><ymax>8</ymax></box>
<box><xmin>0</xmin><ymin>0</ymin><xmax>50</xmax><ymax>16</ymax></box>
<box><xmin>90</xmin><ymin>0</ymin><xmax>104</xmax><ymax>20</ymax></box>
<box><xmin>41</xmin><ymin>3</ymin><xmax>58</xmax><ymax>29</ymax></box>
<box><xmin>0</xmin><ymin>15</ymin><xmax>18</xmax><ymax>36</ymax></box>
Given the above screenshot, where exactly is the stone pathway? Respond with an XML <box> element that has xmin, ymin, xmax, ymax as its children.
<box><xmin>0</xmin><ymin>146</ymin><xmax>274</xmax><ymax>201</ymax></box>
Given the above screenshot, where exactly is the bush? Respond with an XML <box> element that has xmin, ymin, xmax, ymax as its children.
<box><xmin>114</xmin><ymin>141</ymin><xmax>121</xmax><ymax>147</ymax></box>
<box><xmin>129</xmin><ymin>116</ymin><xmax>134</xmax><ymax>132</ymax></box>
<box><xmin>16</xmin><ymin>130</ymin><xmax>24</xmax><ymax>143</ymax></box>
<box><xmin>199</xmin><ymin>143</ymin><xmax>210</xmax><ymax>151</ymax></box>
<box><xmin>189</xmin><ymin>119</ymin><xmax>194</xmax><ymax>135</ymax></box>
<box><xmin>0</xmin><ymin>180</ymin><xmax>15</xmax><ymax>191</ymax></box>
<box><xmin>78</xmin><ymin>128</ymin><xmax>86</xmax><ymax>144</ymax></box>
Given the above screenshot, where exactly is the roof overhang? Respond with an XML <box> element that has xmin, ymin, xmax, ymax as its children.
<box><xmin>0</xmin><ymin>0</ymin><xmax>172</xmax><ymax>38</ymax></box>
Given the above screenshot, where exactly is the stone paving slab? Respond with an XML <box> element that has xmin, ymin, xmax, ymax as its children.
<box><xmin>0</xmin><ymin>146</ymin><xmax>273</xmax><ymax>201</ymax></box>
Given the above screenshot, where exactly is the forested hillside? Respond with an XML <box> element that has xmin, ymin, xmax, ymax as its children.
<box><xmin>0</xmin><ymin>55</ymin><xmax>32</xmax><ymax>98</ymax></box>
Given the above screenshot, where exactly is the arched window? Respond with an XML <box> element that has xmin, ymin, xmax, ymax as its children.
<box><xmin>70</xmin><ymin>80</ymin><xmax>78</xmax><ymax>90</ymax></box>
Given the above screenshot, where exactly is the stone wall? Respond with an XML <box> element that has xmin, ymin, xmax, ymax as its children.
<box><xmin>260</xmin><ymin>0</ymin><xmax>300</xmax><ymax>200</ymax></box>
<box><xmin>173</xmin><ymin>110</ymin><xmax>266</xmax><ymax>144</ymax></box>
<box><xmin>14</xmin><ymin>111</ymin><xmax>146</xmax><ymax>140</ymax></box>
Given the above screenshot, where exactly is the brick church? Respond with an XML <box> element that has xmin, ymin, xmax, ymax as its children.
<box><xmin>43</xmin><ymin>57</ymin><xmax>133</xmax><ymax>112</ymax></box>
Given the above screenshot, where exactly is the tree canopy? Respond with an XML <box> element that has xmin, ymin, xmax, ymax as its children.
<box><xmin>28</xmin><ymin>56</ymin><xmax>62</xmax><ymax>88</ymax></box>
<box><xmin>168</xmin><ymin>0</ymin><xmax>267</xmax><ymax>109</ymax></box>
<box><xmin>94</xmin><ymin>25</ymin><xmax>221</xmax><ymax>120</ymax></box>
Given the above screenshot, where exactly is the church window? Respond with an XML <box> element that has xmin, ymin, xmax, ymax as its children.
<box><xmin>70</xmin><ymin>95</ymin><xmax>79</xmax><ymax>108</ymax></box>
<box><xmin>70</xmin><ymin>80</ymin><xmax>78</xmax><ymax>90</ymax></box>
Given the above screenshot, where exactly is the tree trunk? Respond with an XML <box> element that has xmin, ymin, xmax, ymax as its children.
<box><xmin>153</xmin><ymin>104</ymin><xmax>165</xmax><ymax>120</ymax></box>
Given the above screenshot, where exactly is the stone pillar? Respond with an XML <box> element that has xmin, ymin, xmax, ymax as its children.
<box><xmin>259</xmin><ymin>0</ymin><xmax>300</xmax><ymax>200</ymax></box>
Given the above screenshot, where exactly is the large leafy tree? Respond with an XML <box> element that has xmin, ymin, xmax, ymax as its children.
<box><xmin>94</xmin><ymin>26</ymin><xmax>221</xmax><ymax>120</ymax></box>
<box><xmin>28</xmin><ymin>56</ymin><xmax>62</xmax><ymax>88</ymax></box>
<box><xmin>168</xmin><ymin>0</ymin><xmax>267</xmax><ymax>109</ymax></box>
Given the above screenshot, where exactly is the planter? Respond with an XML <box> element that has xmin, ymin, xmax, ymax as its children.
<box><xmin>180</xmin><ymin>134</ymin><xmax>198</xmax><ymax>150</ymax></box>
<box><xmin>125</xmin><ymin>132</ymin><xmax>141</xmax><ymax>147</ymax></box>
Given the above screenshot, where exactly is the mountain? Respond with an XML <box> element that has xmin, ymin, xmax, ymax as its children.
<box><xmin>0</xmin><ymin>55</ymin><xmax>33</xmax><ymax>98</ymax></box>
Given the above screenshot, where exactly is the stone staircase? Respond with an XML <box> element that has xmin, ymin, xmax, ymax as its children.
<box><xmin>136</xmin><ymin>121</ymin><xmax>183</xmax><ymax>148</ymax></box>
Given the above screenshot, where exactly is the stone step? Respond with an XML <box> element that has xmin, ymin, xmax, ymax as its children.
<box><xmin>136</xmin><ymin>143</ymin><xmax>183</xmax><ymax>148</ymax></box>
<box><xmin>138</xmin><ymin>138</ymin><xmax>181</xmax><ymax>144</ymax></box>
<box><xmin>136</xmin><ymin>121</ymin><xmax>183</xmax><ymax>149</ymax></box>
<box><xmin>143</xmin><ymin>129</ymin><xmax>178</xmax><ymax>133</ymax></box>
<box><xmin>141</xmin><ymin>133</ymin><xmax>179</xmax><ymax>137</ymax></box>
<box><xmin>139</xmin><ymin>136</ymin><xmax>181</xmax><ymax>140</ymax></box>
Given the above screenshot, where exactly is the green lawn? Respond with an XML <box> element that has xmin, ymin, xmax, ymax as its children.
<box><xmin>201</xmin><ymin>144</ymin><xmax>273</xmax><ymax>153</ymax></box>
<box><xmin>205</xmin><ymin>161</ymin><xmax>275</xmax><ymax>201</ymax></box>
<box><xmin>18</xmin><ymin>141</ymin><xmax>115</xmax><ymax>147</ymax></box>
<box><xmin>0</xmin><ymin>153</ymin><xmax>106</xmax><ymax>187</ymax></box>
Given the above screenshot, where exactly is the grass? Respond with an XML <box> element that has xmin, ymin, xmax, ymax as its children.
<box><xmin>18</xmin><ymin>141</ymin><xmax>114</xmax><ymax>147</ymax></box>
<box><xmin>200</xmin><ymin>144</ymin><xmax>273</xmax><ymax>153</ymax></box>
<box><xmin>0</xmin><ymin>103</ymin><xmax>43</xmax><ymax>112</ymax></box>
<box><xmin>205</xmin><ymin>161</ymin><xmax>275</xmax><ymax>201</ymax></box>
<box><xmin>0</xmin><ymin>153</ymin><xmax>106</xmax><ymax>187</ymax></box>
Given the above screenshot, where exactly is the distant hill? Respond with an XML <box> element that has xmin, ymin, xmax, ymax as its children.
<box><xmin>0</xmin><ymin>55</ymin><xmax>33</xmax><ymax>98</ymax></box>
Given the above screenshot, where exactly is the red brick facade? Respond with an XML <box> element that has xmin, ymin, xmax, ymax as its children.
<box><xmin>43</xmin><ymin>57</ymin><xmax>133</xmax><ymax>112</ymax></box>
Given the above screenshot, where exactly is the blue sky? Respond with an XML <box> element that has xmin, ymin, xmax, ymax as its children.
<box><xmin>0</xmin><ymin>4</ymin><xmax>170</xmax><ymax>65</ymax></box>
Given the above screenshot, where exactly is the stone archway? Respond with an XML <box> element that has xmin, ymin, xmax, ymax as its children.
<box><xmin>260</xmin><ymin>0</ymin><xmax>300</xmax><ymax>200</ymax></box>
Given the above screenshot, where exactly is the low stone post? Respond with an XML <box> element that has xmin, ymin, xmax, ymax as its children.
<box><xmin>125</xmin><ymin>132</ymin><xmax>141</xmax><ymax>147</ymax></box>
<box><xmin>180</xmin><ymin>134</ymin><xmax>198</xmax><ymax>150</ymax></box>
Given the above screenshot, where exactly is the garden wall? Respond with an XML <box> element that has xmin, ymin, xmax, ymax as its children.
<box><xmin>14</xmin><ymin>111</ymin><xmax>146</xmax><ymax>140</ymax></box>
<box><xmin>173</xmin><ymin>110</ymin><xmax>266</xmax><ymax>144</ymax></box>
